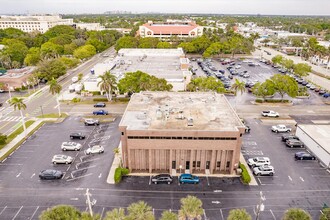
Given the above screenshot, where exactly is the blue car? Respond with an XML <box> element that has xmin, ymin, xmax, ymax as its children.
<box><xmin>179</xmin><ymin>174</ymin><xmax>200</xmax><ymax>184</ymax></box>
<box><xmin>323</xmin><ymin>93</ymin><xmax>330</xmax><ymax>98</ymax></box>
<box><xmin>93</xmin><ymin>109</ymin><xmax>108</xmax><ymax>115</ymax></box>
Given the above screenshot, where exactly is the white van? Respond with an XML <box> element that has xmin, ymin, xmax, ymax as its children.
<box><xmin>72</xmin><ymin>76</ymin><xmax>78</xmax><ymax>83</ymax></box>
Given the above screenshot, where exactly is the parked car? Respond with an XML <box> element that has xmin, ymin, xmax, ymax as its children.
<box><xmin>245</xmin><ymin>126</ymin><xmax>251</xmax><ymax>133</ymax></box>
<box><xmin>323</xmin><ymin>93</ymin><xmax>330</xmax><ymax>98</ymax></box>
<box><xmin>253</xmin><ymin>165</ymin><xmax>274</xmax><ymax>176</ymax></box>
<box><xmin>61</xmin><ymin>142</ymin><xmax>82</xmax><ymax>151</ymax></box>
<box><xmin>286</xmin><ymin>139</ymin><xmax>304</xmax><ymax>148</ymax></box>
<box><xmin>247</xmin><ymin>157</ymin><xmax>270</xmax><ymax>167</ymax></box>
<box><xmin>85</xmin><ymin>145</ymin><xmax>104</xmax><ymax>155</ymax></box>
<box><xmin>319</xmin><ymin>89</ymin><xmax>326</xmax><ymax>95</ymax></box>
<box><xmin>218</xmin><ymin>69</ymin><xmax>225</xmax><ymax>74</ymax></box>
<box><xmin>295</xmin><ymin>152</ymin><xmax>316</xmax><ymax>160</ymax></box>
<box><xmin>179</xmin><ymin>174</ymin><xmax>200</xmax><ymax>184</ymax></box>
<box><xmin>151</xmin><ymin>174</ymin><xmax>173</xmax><ymax>184</ymax></box>
<box><xmin>281</xmin><ymin>134</ymin><xmax>299</xmax><ymax>142</ymax></box>
<box><xmin>309</xmin><ymin>85</ymin><xmax>316</xmax><ymax>90</ymax></box>
<box><xmin>93</xmin><ymin>109</ymin><xmax>108</xmax><ymax>115</ymax></box>
<box><xmin>94</xmin><ymin>102</ymin><xmax>106</xmax><ymax>107</ymax></box>
<box><xmin>243</xmin><ymin>73</ymin><xmax>250</xmax><ymax>78</ymax></box>
<box><xmin>52</xmin><ymin>155</ymin><xmax>73</xmax><ymax>164</ymax></box>
<box><xmin>39</xmin><ymin>169</ymin><xmax>63</xmax><ymax>180</ymax></box>
<box><xmin>84</xmin><ymin>118</ymin><xmax>99</xmax><ymax>126</ymax></box>
<box><xmin>314</xmin><ymin>87</ymin><xmax>320</xmax><ymax>92</ymax></box>
<box><xmin>0</xmin><ymin>102</ymin><xmax>3</xmax><ymax>107</ymax></box>
<box><xmin>69</xmin><ymin>133</ymin><xmax>85</xmax><ymax>139</ymax></box>
<box><xmin>261</xmin><ymin>110</ymin><xmax>279</xmax><ymax>117</ymax></box>
<box><xmin>271</xmin><ymin>124</ymin><xmax>292</xmax><ymax>133</ymax></box>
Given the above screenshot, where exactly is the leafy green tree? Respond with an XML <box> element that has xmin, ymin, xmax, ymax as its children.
<box><xmin>178</xmin><ymin>42</ymin><xmax>197</xmax><ymax>53</ymax></box>
<box><xmin>2</xmin><ymin>39</ymin><xmax>28</xmax><ymax>67</ymax></box>
<box><xmin>320</xmin><ymin>207</ymin><xmax>330</xmax><ymax>220</ymax></box>
<box><xmin>103</xmin><ymin>208</ymin><xmax>126</xmax><ymax>220</ymax></box>
<box><xmin>24</xmin><ymin>47</ymin><xmax>41</xmax><ymax>66</ymax></box>
<box><xmin>115</xmin><ymin>36</ymin><xmax>138</xmax><ymax>51</ymax></box>
<box><xmin>49</xmin><ymin>34</ymin><xmax>74</xmax><ymax>46</ymax></box>
<box><xmin>282</xmin><ymin>208</ymin><xmax>311</xmax><ymax>220</ymax></box>
<box><xmin>98</xmin><ymin>71</ymin><xmax>117</xmax><ymax>101</ymax></box>
<box><xmin>0</xmin><ymin>133</ymin><xmax>7</xmax><ymax>145</ymax></box>
<box><xmin>118</xmin><ymin>71</ymin><xmax>172</xmax><ymax>94</ymax></box>
<box><xmin>126</xmin><ymin>201</ymin><xmax>155</xmax><ymax>220</ymax></box>
<box><xmin>138</xmin><ymin>37</ymin><xmax>159</xmax><ymax>48</ymax></box>
<box><xmin>191</xmin><ymin>35</ymin><xmax>212</xmax><ymax>54</ymax></box>
<box><xmin>9</xmin><ymin>97</ymin><xmax>27</xmax><ymax>135</ymax></box>
<box><xmin>73</xmin><ymin>44</ymin><xmax>96</xmax><ymax>60</ymax></box>
<box><xmin>231</xmin><ymin>79</ymin><xmax>246</xmax><ymax>96</ymax></box>
<box><xmin>270</xmin><ymin>74</ymin><xmax>298</xmax><ymax>101</ymax></box>
<box><xmin>60</xmin><ymin>57</ymin><xmax>80</xmax><ymax>69</ymax></box>
<box><xmin>186</xmin><ymin>77</ymin><xmax>224</xmax><ymax>93</ymax></box>
<box><xmin>39</xmin><ymin>205</ymin><xmax>81</xmax><ymax>220</ymax></box>
<box><xmin>203</xmin><ymin>42</ymin><xmax>223</xmax><ymax>57</ymax></box>
<box><xmin>271</xmin><ymin>55</ymin><xmax>283</xmax><ymax>65</ymax></box>
<box><xmin>227</xmin><ymin>209</ymin><xmax>252</xmax><ymax>220</ymax></box>
<box><xmin>86</xmin><ymin>38</ymin><xmax>107</xmax><ymax>52</ymax></box>
<box><xmin>178</xmin><ymin>195</ymin><xmax>203</xmax><ymax>220</ymax></box>
<box><xmin>281</xmin><ymin>58</ymin><xmax>294</xmax><ymax>72</ymax></box>
<box><xmin>40</xmin><ymin>42</ymin><xmax>63</xmax><ymax>59</ymax></box>
<box><xmin>48</xmin><ymin>78</ymin><xmax>62</xmax><ymax>116</ymax></box>
<box><xmin>252</xmin><ymin>80</ymin><xmax>275</xmax><ymax>100</ymax></box>
<box><xmin>27</xmin><ymin>74</ymin><xmax>39</xmax><ymax>91</ymax></box>
<box><xmin>160</xmin><ymin>210</ymin><xmax>178</xmax><ymax>220</ymax></box>
<box><xmin>63</xmin><ymin>42</ymin><xmax>78</xmax><ymax>55</ymax></box>
<box><xmin>44</xmin><ymin>25</ymin><xmax>77</xmax><ymax>39</ymax></box>
<box><xmin>157</xmin><ymin>42</ymin><xmax>172</xmax><ymax>49</ymax></box>
<box><xmin>36</xmin><ymin>58</ymin><xmax>67</xmax><ymax>81</ymax></box>
<box><xmin>293</xmin><ymin>63</ymin><xmax>311</xmax><ymax>77</ymax></box>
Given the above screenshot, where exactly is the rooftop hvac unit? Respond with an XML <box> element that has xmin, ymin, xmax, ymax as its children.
<box><xmin>187</xmin><ymin>117</ymin><xmax>194</xmax><ymax>126</ymax></box>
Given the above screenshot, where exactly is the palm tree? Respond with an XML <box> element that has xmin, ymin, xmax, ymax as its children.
<box><xmin>160</xmin><ymin>210</ymin><xmax>178</xmax><ymax>220</ymax></box>
<box><xmin>104</xmin><ymin>208</ymin><xmax>126</xmax><ymax>220</ymax></box>
<box><xmin>9</xmin><ymin>97</ymin><xmax>27</xmax><ymax>135</ymax></box>
<box><xmin>126</xmin><ymin>201</ymin><xmax>155</xmax><ymax>220</ymax></box>
<box><xmin>98</xmin><ymin>71</ymin><xmax>117</xmax><ymax>101</ymax></box>
<box><xmin>227</xmin><ymin>209</ymin><xmax>252</xmax><ymax>220</ymax></box>
<box><xmin>282</xmin><ymin>208</ymin><xmax>311</xmax><ymax>220</ymax></box>
<box><xmin>48</xmin><ymin>78</ymin><xmax>62</xmax><ymax>117</ymax></box>
<box><xmin>178</xmin><ymin>195</ymin><xmax>203</xmax><ymax>220</ymax></box>
<box><xmin>231</xmin><ymin>79</ymin><xmax>246</xmax><ymax>96</ymax></box>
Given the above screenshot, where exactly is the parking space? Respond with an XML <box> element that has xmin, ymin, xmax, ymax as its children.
<box><xmin>0</xmin><ymin>116</ymin><xmax>121</xmax><ymax>188</ymax></box>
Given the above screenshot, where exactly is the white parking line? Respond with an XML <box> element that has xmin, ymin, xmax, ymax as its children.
<box><xmin>269</xmin><ymin>209</ymin><xmax>276</xmax><ymax>220</ymax></box>
<box><xmin>203</xmin><ymin>209</ymin><xmax>207</xmax><ymax>220</ymax></box>
<box><xmin>100</xmin><ymin>207</ymin><xmax>105</xmax><ymax>219</ymax></box>
<box><xmin>0</xmin><ymin>206</ymin><xmax>7</xmax><ymax>215</ymax></box>
<box><xmin>12</xmin><ymin>206</ymin><xmax>23</xmax><ymax>220</ymax></box>
<box><xmin>30</xmin><ymin>173</ymin><xmax>35</xmax><ymax>178</ymax></box>
<box><xmin>67</xmin><ymin>173</ymin><xmax>93</xmax><ymax>181</ymax></box>
<box><xmin>149</xmin><ymin>176</ymin><xmax>152</xmax><ymax>185</ymax></box>
<box><xmin>98</xmin><ymin>173</ymin><xmax>102</xmax><ymax>178</ymax></box>
<box><xmin>300</xmin><ymin>177</ymin><xmax>305</xmax><ymax>182</ymax></box>
<box><xmin>16</xmin><ymin>173</ymin><xmax>21</xmax><ymax>178</ymax></box>
<box><xmin>30</xmin><ymin>206</ymin><xmax>39</xmax><ymax>219</ymax></box>
<box><xmin>288</xmin><ymin>176</ymin><xmax>292</xmax><ymax>181</ymax></box>
<box><xmin>220</xmin><ymin>209</ymin><xmax>224</xmax><ymax>220</ymax></box>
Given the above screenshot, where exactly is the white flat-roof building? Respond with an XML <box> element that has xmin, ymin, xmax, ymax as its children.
<box><xmin>75</xmin><ymin>23</ymin><xmax>105</xmax><ymax>31</ymax></box>
<box><xmin>0</xmin><ymin>15</ymin><xmax>73</xmax><ymax>33</ymax></box>
<box><xmin>296</xmin><ymin>124</ymin><xmax>330</xmax><ymax>167</ymax></box>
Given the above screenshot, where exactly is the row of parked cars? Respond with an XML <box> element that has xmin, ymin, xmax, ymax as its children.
<box><xmin>281</xmin><ymin>134</ymin><xmax>316</xmax><ymax>160</ymax></box>
<box><xmin>197</xmin><ymin>60</ymin><xmax>231</xmax><ymax>88</ymax></box>
<box><xmin>247</xmin><ymin>157</ymin><xmax>274</xmax><ymax>176</ymax></box>
<box><xmin>151</xmin><ymin>173</ymin><xmax>200</xmax><ymax>185</ymax></box>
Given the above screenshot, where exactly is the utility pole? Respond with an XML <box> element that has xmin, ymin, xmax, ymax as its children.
<box><xmin>256</xmin><ymin>191</ymin><xmax>266</xmax><ymax>220</ymax></box>
<box><xmin>85</xmin><ymin>188</ymin><xmax>96</xmax><ymax>217</ymax></box>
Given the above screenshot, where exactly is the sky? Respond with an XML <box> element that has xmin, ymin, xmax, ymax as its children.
<box><xmin>0</xmin><ymin>0</ymin><xmax>329</xmax><ymax>16</ymax></box>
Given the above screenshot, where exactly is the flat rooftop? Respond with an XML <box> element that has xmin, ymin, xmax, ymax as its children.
<box><xmin>298</xmin><ymin>124</ymin><xmax>330</xmax><ymax>154</ymax></box>
<box><xmin>120</xmin><ymin>92</ymin><xmax>245</xmax><ymax>131</ymax></box>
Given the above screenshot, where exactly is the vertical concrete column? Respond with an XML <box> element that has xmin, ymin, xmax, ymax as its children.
<box><xmin>149</xmin><ymin>149</ymin><xmax>152</xmax><ymax>173</ymax></box>
<box><xmin>230</xmin><ymin>150</ymin><xmax>235</xmax><ymax>174</ymax></box>
<box><xmin>210</xmin><ymin>150</ymin><xmax>216</xmax><ymax>174</ymax></box>
<box><xmin>189</xmin><ymin>150</ymin><xmax>193</xmax><ymax>174</ymax></box>
<box><xmin>169</xmin><ymin>149</ymin><xmax>173</xmax><ymax>173</ymax></box>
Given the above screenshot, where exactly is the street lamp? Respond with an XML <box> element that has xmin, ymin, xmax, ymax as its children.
<box><xmin>6</xmin><ymin>83</ymin><xmax>12</xmax><ymax>99</ymax></box>
<box><xmin>256</xmin><ymin>191</ymin><xmax>266</xmax><ymax>220</ymax></box>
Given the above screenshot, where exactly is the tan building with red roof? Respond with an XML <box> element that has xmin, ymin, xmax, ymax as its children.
<box><xmin>139</xmin><ymin>20</ymin><xmax>203</xmax><ymax>39</ymax></box>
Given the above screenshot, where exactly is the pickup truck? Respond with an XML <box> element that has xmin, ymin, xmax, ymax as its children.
<box><xmin>271</xmin><ymin>124</ymin><xmax>291</xmax><ymax>133</ymax></box>
<box><xmin>261</xmin><ymin>110</ymin><xmax>279</xmax><ymax>117</ymax></box>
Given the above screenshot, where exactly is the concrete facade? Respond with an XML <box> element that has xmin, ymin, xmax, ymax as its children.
<box><xmin>119</xmin><ymin>92</ymin><xmax>245</xmax><ymax>175</ymax></box>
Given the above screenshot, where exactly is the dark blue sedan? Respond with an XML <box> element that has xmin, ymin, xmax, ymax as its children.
<box><xmin>93</xmin><ymin>109</ymin><xmax>108</xmax><ymax>115</ymax></box>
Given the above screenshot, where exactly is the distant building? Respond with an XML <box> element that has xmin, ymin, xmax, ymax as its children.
<box><xmin>0</xmin><ymin>15</ymin><xmax>73</xmax><ymax>33</ymax></box>
<box><xmin>0</xmin><ymin>67</ymin><xmax>35</xmax><ymax>91</ymax></box>
<box><xmin>119</xmin><ymin>92</ymin><xmax>245</xmax><ymax>175</ymax></box>
<box><xmin>75</xmin><ymin>23</ymin><xmax>104</xmax><ymax>31</ymax></box>
<box><xmin>138</xmin><ymin>20</ymin><xmax>203</xmax><ymax>39</ymax></box>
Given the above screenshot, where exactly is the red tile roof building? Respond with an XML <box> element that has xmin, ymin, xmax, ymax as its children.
<box><xmin>139</xmin><ymin>20</ymin><xmax>203</xmax><ymax>38</ymax></box>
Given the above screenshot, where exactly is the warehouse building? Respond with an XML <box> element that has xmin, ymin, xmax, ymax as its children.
<box><xmin>296</xmin><ymin>124</ymin><xmax>330</xmax><ymax>167</ymax></box>
<box><xmin>119</xmin><ymin>92</ymin><xmax>246</xmax><ymax>175</ymax></box>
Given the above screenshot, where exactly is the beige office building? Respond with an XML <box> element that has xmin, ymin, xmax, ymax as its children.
<box><xmin>119</xmin><ymin>92</ymin><xmax>245</xmax><ymax>175</ymax></box>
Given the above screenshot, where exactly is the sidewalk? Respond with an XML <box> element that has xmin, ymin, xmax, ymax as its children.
<box><xmin>0</xmin><ymin>118</ymin><xmax>56</xmax><ymax>161</ymax></box>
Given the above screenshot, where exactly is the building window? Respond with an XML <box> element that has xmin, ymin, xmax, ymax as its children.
<box><xmin>226</xmin><ymin>161</ymin><xmax>230</xmax><ymax>168</ymax></box>
<box><xmin>216</xmin><ymin>161</ymin><xmax>221</xmax><ymax>167</ymax></box>
<box><xmin>197</xmin><ymin>161</ymin><xmax>201</xmax><ymax>168</ymax></box>
<box><xmin>121</xmin><ymin>132</ymin><xmax>124</xmax><ymax>135</ymax></box>
<box><xmin>193</xmin><ymin>161</ymin><xmax>196</xmax><ymax>167</ymax></box>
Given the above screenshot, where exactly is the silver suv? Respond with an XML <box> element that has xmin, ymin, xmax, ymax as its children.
<box><xmin>253</xmin><ymin>165</ymin><xmax>274</xmax><ymax>176</ymax></box>
<box><xmin>61</xmin><ymin>142</ymin><xmax>82</xmax><ymax>151</ymax></box>
<box><xmin>247</xmin><ymin>157</ymin><xmax>270</xmax><ymax>167</ymax></box>
<box><xmin>84</xmin><ymin>118</ymin><xmax>99</xmax><ymax>126</ymax></box>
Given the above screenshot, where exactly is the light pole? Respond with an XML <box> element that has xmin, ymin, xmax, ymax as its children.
<box><xmin>40</xmin><ymin>105</ymin><xmax>44</xmax><ymax>118</ymax></box>
<box><xmin>256</xmin><ymin>191</ymin><xmax>266</xmax><ymax>220</ymax></box>
<box><xmin>85</xmin><ymin>188</ymin><xmax>96</xmax><ymax>217</ymax></box>
<box><xmin>6</xmin><ymin>83</ymin><xmax>12</xmax><ymax>99</ymax></box>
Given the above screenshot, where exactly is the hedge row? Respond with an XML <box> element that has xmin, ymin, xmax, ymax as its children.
<box><xmin>255</xmin><ymin>99</ymin><xmax>290</xmax><ymax>103</ymax></box>
<box><xmin>114</xmin><ymin>167</ymin><xmax>130</xmax><ymax>184</ymax></box>
<box><xmin>239</xmin><ymin>163</ymin><xmax>251</xmax><ymax>184</ymax></box>
<box><xmin>93</xmin><ymin>98</ymin><xmax>108</xmax><ymax>102</ymax></box>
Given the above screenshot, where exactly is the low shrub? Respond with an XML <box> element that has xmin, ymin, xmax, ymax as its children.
<box><xmin>92</xmin><ymin>91</ymin><xmax>101</xmax><ymax>95</ymax></box>
<box><xmin>239</xmin><ymin>163</ymin><xmax>251</xmax><ymax>184</ymax></box>
<box><xmin>93</xmin><ymin>98</ymin><xmax>108</xmax><ymax>102</ymax></box>
<box><xmin>255</xmin><ymin>99</ymin><xmax>290</xmax><ymax>103</ymax></box>
<box><xmin>0</xmin><ymin>134</ymin><xmax>7</xmax><ymax>144</ymax></box>
<box><xmin>114</xmin><ymin>97</ymin><xmax>130</xmax><ymax>102</ymax></box>
<box><xmin>72</xmin><ymin>97</ymin><xmax>81</xmax><ymax>103</ymax></box>
<box><xmin>114</xmin><ymin>167</ymin><xmax>130</xmax><ymax>184</ymax></box>
<box><xmin>255</xmin><ymin>99</ymin><xmax>263</xmax><ymax>103</ymax></box>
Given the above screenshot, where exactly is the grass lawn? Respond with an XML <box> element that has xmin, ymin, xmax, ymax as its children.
<box><xmin>36</xmin><ymin>113</ymin><xmax>68</xmax><ymax>118</ymax></box>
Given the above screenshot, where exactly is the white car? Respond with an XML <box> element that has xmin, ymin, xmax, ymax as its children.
<box><xmin>261</xmin><ymin>110</ymin><xmax>279</xmax><ymax>117</ymax></box>
<box><xmin>247</xmin><ymin>157</ymin><xmax>270</xmax><ymax>167</ymax></box>
<box><xmin>271</xmin><ymin>124</ymin><xmax>291</xmax><ymax>133</ymax></box>
<box><xmin>85</xmin><ymin>145</ymin><xmax>104</xmax><ymax>155</ymax></box>
<box><xmin>72</xmin><ymin>76</ymin><xmax>78</xmax><ymax>83</ymax></box>
<box><xmin>253</xmin><ymin>165</ymin><xmax>274</xmax><ymax>176</ymax></box>
<box><xmin>61</xmin><ymin>142</ymin><xmax>82</xmax><ymax>151</ymax></box>
<box><xmin>52</xmin><ymin>155</ymin><xmax>73</xmax><ymax>164</ymax></box>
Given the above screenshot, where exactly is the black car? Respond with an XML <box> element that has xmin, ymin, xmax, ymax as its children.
<box><xmin>281</xmin><ymin>135</ymin><xmax>299</xmax><ymax>142</ymax></box>
<box><xmin>39</xmin><ymin>169</ymin><xmax>63</xmax><ymax>180</ymax></box>
<box><xmin>219</xmin><ymin>69</ymin><xmax>225</xmax><ymax>74</ymax></box>
<box><xmin>70</xmin><ymin>132</ymin><xmax>86</xmax><ymax>139</ymax></box>
<box><xmin>94</xmin><ymin>102</ymin><xmax>106</xmax><ymax>107</ymax></box>
<box><xmin>245</xmin><ymin>126</ymin><xmax>251</xmax><ymax>133</ymax></box>
<box><xmin>295</xmin><ymin>152</ymin><xmax>316</xmax><ymax>160</ymax></box>
<box><xmin>286</xmin><ymin>139</ymin><xmax>304</xmax><ymax>148</ymax></box>
<box><xmin>151</xmin><ymin>174</ymin><xmax>173</xmax><ymax>184</ymax></box>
